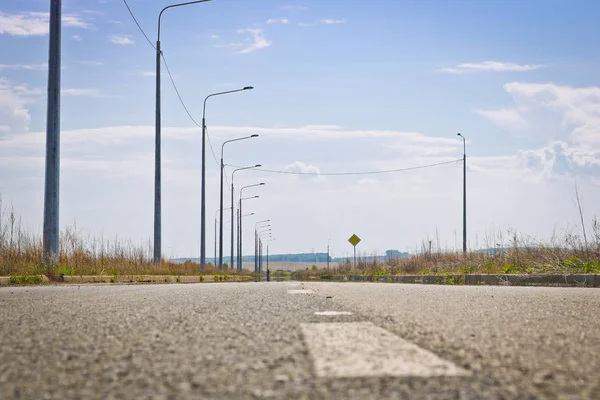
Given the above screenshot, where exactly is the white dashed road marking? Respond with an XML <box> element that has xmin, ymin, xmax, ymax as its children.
<box><xmin>314</xmin><ymin>311</ymin><xmax>353</xmax><ymax>316</ymax></box>
<box><xmin>287</xmin><ymin>289</ymin><xmax>315</xmax><ymax>294</ymax></box>
<box><xmin>301</xmin><ymin>322</ymin><xmax>469</xmax><ymax>378</ymax></box>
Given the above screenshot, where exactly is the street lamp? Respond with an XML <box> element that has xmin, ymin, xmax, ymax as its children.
<box><xmin>230</xmin><ymin>165</ymin><xmax>260</xmax><ymax>269</ymax></box>
<box><xmin>258</xmin><ymin>231</ymin><xmax>273</xmax><ymax>274</ymax></box>
<box><xmin>214</xmin><ymin>207</ymin><xmax>231</xmax><ymax>267</ymax></box>
<box><xmin>457</xmin><ymin>133</ymin><xmax>466</xmax><ymax>254</ymax></box>
<box><xmin>238</xmin><ymin>195</ymin><xmax>259</xmax><ymax>271</ymax></box>
<box><xmin>200</xmin><ymin>87</ymin><xmax>254</xmax><ymax>271</ymax></box>
<box><xmin>239</xmin><ymin>183</ymin><xmax>265</xmax><ymax>271</ymax></box>
<box><xmin>219</xmin><ymin>134</ymin><xmax>258</xmax><ymax>269</ymax></box>
<box><xmin>265</xmin><ymin>237</ymin><xmax>276</xmax><ymax>281</ymax></box>
<box><xmin>255</xmin><ymin>220</ymin><xmax>270</xmax><ymax>272</ymax></box>
<box><xmin>154</xmin><ymin>0</ymin><xmax>212</xmax><ymax>265</ymax></box>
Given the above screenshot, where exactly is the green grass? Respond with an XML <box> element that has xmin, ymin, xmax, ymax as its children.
<box><xmin>9</xmin><ymin>275</ymin><xmax>44</xmax><ymax>284</ymax></box>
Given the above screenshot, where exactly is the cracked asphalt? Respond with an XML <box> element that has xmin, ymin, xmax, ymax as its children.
<box><xmin>1</xmin><ymin>281</ymin><xmax>599</xmax><ymax>399</ymax></box>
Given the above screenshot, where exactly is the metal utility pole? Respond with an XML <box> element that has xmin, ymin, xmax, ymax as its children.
<box><xmin>457</xmin><ymin>133</ymin><xmax>467</xmax><ymax>254</ymax></box>
<box><xmin>204</xmin><ymin>89</ymin><xmax>254</xmax><ymax>271</ymax></box>
<box><xmin>43</xmin><ymin>0</ymin><xmax>61</xmax><ymax>266</ymax></box>
<box><xmin>327</xmin><ymin>239</ymin><xmax>330</xmax><ymax>269</ymax></box>
<box><xmin>230</xmin><ymin>165</ymin><xmax>260</xmax><ymax>269</ymax></box>
<box><xmin>259</xmin><ymin>240</ymin><xmax>262</xmax><ymax>273</ymax></box>
<box><xmin>214</xmin><ymin>209</ymin><xmax>218</xmax><ymax>267</ymax></box>
<box><xmin>155</xmin><ymin>0</ymin><xmax>211</xmax><ymax>266</ymax></box>
<box><xmin>238</xmin><ymin>195</ymin><xmax>259</xmax><ymax>271</ymax></box>
<box><xmin>238</xmin><ymin>183</ymin><xmax>263</xmax><ymax>271</ymax></box>
<box><xmin>219</xmin><ymin>134</ymin><xmax>257</xmax><ymax>269</ymax></box>
<box><xmin>254</xmin><ymin>220</ymin><xmax>269</xmax><ymax>273</ymax></box>
<box><xmin>236</xmin><ymin>208</ymin><xmax>240</xmax><ymax>270</ymax></box>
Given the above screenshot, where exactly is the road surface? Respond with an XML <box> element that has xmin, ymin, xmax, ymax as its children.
<box><xmin>1</xmin><ymin>282</ymin><xmax>599</xmax><ymax>399</ymax></box>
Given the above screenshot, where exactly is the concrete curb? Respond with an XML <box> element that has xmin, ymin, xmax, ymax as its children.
<box><xmin>316</xmin><ymin>274</ymin><xmax>599</xmax><ymax>287</ymax></box>
<box><xmin>0</xmin><ymin>274</ymin><xmax>253</xmax><ymax>286</ymax></box>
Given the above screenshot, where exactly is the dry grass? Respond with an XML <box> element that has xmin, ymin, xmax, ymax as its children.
<box><xmin>0</xmin><ymin>199</ymin><xmax>240</xmax><ymax>278</ymax></box>
<box><xmin>2</xmin><ymin>197</ymin><xmax>600</xmax><ymax>279</ymax></box>
<box><xmin>295</xmin><ymin>224</ymin><xmax>600</xmax><ymax>279</ymax></box>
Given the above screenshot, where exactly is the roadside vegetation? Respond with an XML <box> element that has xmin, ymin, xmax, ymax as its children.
<box><xmin>0</xmin><ymin>199</ymin><xmax>242</xmax><ymax>279</ymax></box>
<box><xmin>2</xmin><ymin>197</ymin><xmax>599</xmax><ymax>281</ymax></box>
<box><xmin>293</xmin><ymin>223</ymin><xmax>600</xmax><ymax>280</ymax></box>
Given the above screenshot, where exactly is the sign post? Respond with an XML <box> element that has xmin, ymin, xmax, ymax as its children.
<box><xmin>348</xmin><ymin>234</ymin><xmax>361</xmax><ymax>267</ymax></box>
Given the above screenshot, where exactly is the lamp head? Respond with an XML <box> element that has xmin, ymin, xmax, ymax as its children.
<box><xmin>250</xmin><ymin>134</ymin><xmax>259</xmax><ymax>138</ymax></box>
<box><xmin>255</xmin><ymin>164</ymin><xmax>261</xmax><ymax>168</ymax></box>
<box><xmin>243</xmin><ymin>86</ymin><xmax>254</xmax><ymax>90</ymax></box>
<box><xmin>259</xmin><ymin>182</ymin><xmax>265</xmax><ymax>186</ymax></box>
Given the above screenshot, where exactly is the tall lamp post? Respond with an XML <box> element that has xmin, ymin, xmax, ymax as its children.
<box><xmin>230</xmin><ymin>165</ymin><xmax>261</xmax><ymax>269</ymax></box>
<box><xmin>255</xmin><ymin>220</ymin><xmax>270</xmax><ymax>272</ymax></box>
<box><xmin>219</xmin><ymin>134</ymin><xmax>258</xmax><ymax>269</ymax></box>
<box><xmin>238</xmin><ymin>183</ymin><xmax>264</xmax><ymax>271</ymax></box>
<box><xmin>238</xmin><ymin>195</ymin><xmax>259</xmax><ymax>271</ymax></box>
<box><xmin>201</xmin><ymin>87</ymin><xmax>254</xmax><ymax>271</ymax></box>
<box><xmin>265</xmin><ymin>237</ymin><xmax>275</xmax><ymax>281</ymax></box>
<box><xmin>457</xmin><ymin>133</ymin><xmax>467</xmax><ymax>254</ymax></box>
<box><xmin>214</xmin><ymin>206</ymin><xmax>231</xmax><ymax>266</ymax></box>
<box><xmin>43</xmin><ymin>0</ymin><xmax>61</xmax><ymax>266</ymax></box>
<box><xmin>154</xmin><ymin>0</ymin><xmax>212</xmax><ymax>265</ymax></box>
<box><xmin>259</xmin><ymin>230</ymin><xmax>272</xmax><ymax>273</ymax></box>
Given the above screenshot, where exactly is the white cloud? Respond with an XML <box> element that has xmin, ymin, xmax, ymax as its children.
<box><xmin>0</xmin><ymin>11</ymin><xmax>48</xmax><ymax>36</ymax></box>
<box><xmin>0</xmin><ymin>79</ymin><xmax>33</xmax><ymax>134</ymax></box>
<box><xmin>474</xmin><ymin>108</ymin><xmax>525</xmax><ymax>127</ymax></box>
<box><xmin>478</xmin><ymin>82</ymin><xmax>600</xmax><ymax>146</ymax></box>
<box><xmin>0</xmin><ymin>11</ymin><xmax>91</xmax><ymax>36</ymax></box>
<box><xmin>108</xmin><ymin>34</ymin><xmax>134</xmax><ymax>45</ymax></box>
<box><xmin>284</xmin><ymin>161</ymin><xmax>324</xmax><ymax>181</ymax></box>
<box><xmin>0</xmin><ymin>63</ymin><xmax>47</xmax><ymax>71</ymax></box>
<box><xmin>210</xmin><ymin>34</ymin><xmax>219</xmax><ymax>39</ymax></box>
<box><xmin>72</xmin><ymin>34</ymin><xmax>82</xmax><ymax>41</ymax></box>
<box><xmin>266</xmin><ymin>18</ymin><xmax>289</xmax><ymax>24</ymax></box>
<box><xmin>440</xmin><ymin>61</ymin><xmax>542</xmax><ymax>74</ymax></box>
<box><xmin>471</xmin><ymin>141</ymin><xmax>600</xmax><ymax>180</ymax></box>
<box><xmin>322</xmin><ymin>19</ymin><xmax>346</xmax><ymax>24</ymax></box>
<box><xmin>62</xmin><ymin>15</ymin><xmax>91</xmax><ymax>29</ymax></box>
<box><xmin>285</xmin><ymin>161</ymin><xmax>321</xmax><ymax>174</ymax></box>
<box><xmin>236</xmin><ymin>28</ymin><xmax>271</xmax><ymax>54</ymax></box>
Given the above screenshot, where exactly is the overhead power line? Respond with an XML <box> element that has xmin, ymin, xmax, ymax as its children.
<box><xmin>122</xmin><ymin>0</ymin><xmax>156</xmax><ymax>50</ymax></box>
<box><xmin>121</xmin><ymin>0</ymin><xmax>221</xmax><ymax>170</ymax></box>
<box><xmin>227</xmin><ymin>159</ymin><xmax>462</xmax><ymax>176</ymax></box>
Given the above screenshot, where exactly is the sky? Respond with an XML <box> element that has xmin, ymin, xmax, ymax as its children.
<box><xmin>1</xmin><ymin>0</ymin><xmax>600</xmax><ymax>260</ymax></box>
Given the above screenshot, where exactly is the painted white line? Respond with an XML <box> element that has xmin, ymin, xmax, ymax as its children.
<box><xmin>314</xmin><ymin>311</ymin><xmax>353</xmax><ymax>316</ymax></box>
<box><xmin>287</xmin><ymin>289</ymin><xmax>315</xmax><ymax>294</ymax></box>
<box><xmin>300</xmin><ymin>322</ymin><xmax>469</xmax><ymax>378</ymax></box>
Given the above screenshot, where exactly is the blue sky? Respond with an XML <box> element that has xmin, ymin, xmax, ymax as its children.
<box><xmin>1</xmin><ymin>0</ymin><xmax>600</xmax><ymax>259</ymax></box>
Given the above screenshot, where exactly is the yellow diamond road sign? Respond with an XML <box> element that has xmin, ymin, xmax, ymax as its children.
<box><xmin>348</xmin><ymin>234</ymin><xmax>361</xmax><ymax>247</ymax></box>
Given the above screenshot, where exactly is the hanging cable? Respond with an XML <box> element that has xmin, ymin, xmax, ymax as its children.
<box><xmin>122</xmin><ymin>0</ymin><xmax>221</xmax><ymax>169</ymax></box>
<box><xmin>226</xmin><ymin>159</ymin><xmax>462</xmax><ymax>176</ymax></box>
<box><xmin>122</xmin><ymin>0</ymin><xmax>156</xmax><ymax>50</ymax></box>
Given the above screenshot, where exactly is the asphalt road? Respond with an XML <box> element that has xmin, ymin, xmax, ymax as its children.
<box><xmin>1</xmin><ymin>282</ymin><xmax>599</xmax><ymax>399</ymax></box>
